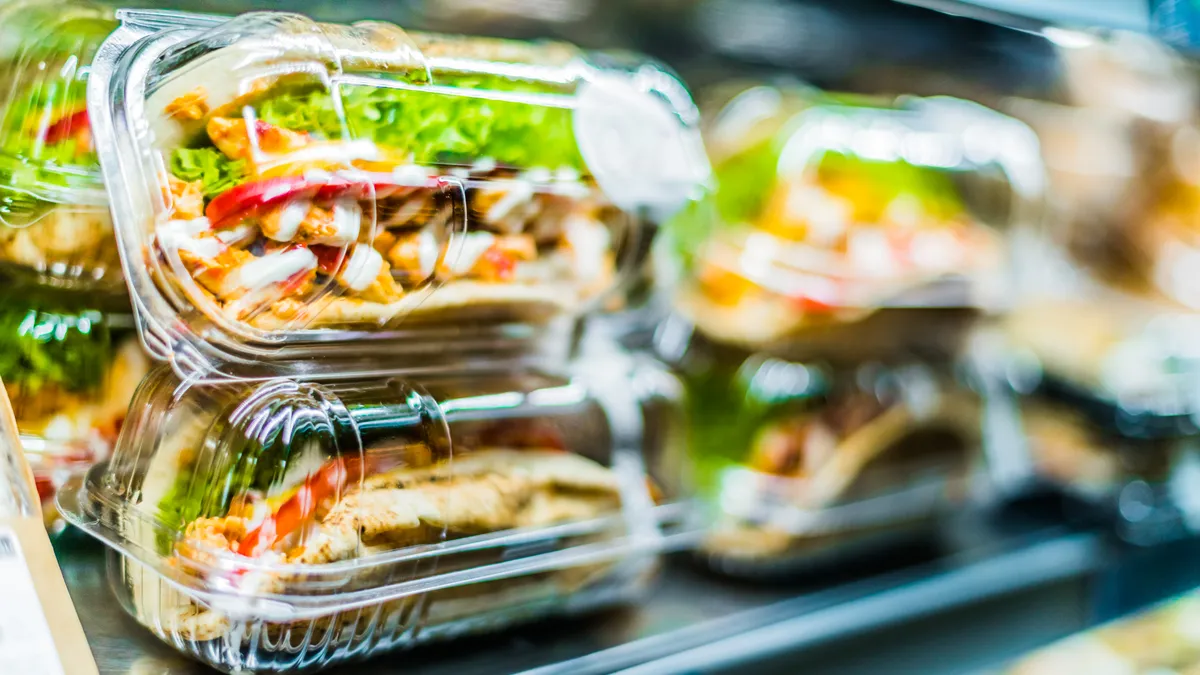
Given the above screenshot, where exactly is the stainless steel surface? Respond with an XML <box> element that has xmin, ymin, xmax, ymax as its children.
<box><xmin>55</xmin><ymin>524</ymin><xmax>1102</xmax><ymax>675</ymax></box>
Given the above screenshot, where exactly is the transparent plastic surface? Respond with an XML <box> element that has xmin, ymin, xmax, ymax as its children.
<box><xmin>89</xmin><ymin>9</ymin><xmax>709</xmax><ymax>379</ymax></box>
<box><xmin>0</xmin><ymin>378</ymin><xmax>38</xmax><ymax>519</ymax></box>
<box><xmin>0</xmin><ymin>0</ymin><xmax>120</xmax><ymax>290</ymax></box>
<box><xmin>663</xmin><ymin>86</ymin><xmax>1043</xmax><ymax>348</ymax></box>
<box><xmin>660</xmin><ymin>327</ymin><xmax>981</xmax><ymax>574</ymax></box>
<box><xmin>0</xmin><ymin>284</ymin><xmax>149</xmax><ymax>529</ymax></box>
<box><xmin>58</xmin><ymin>364</ymin><xmax>670</xmax><ymax>672</ymax></box>
<box><xmin>1001</xmin><ymin>300</ymin><xmax>1200</xmax><ymax>438</ymax></box>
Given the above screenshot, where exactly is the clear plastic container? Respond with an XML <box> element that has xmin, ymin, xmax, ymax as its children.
<box><xmin>660</xmin><ymin>327</ymin><xmax>983</xmax><ymax>576</ymax></box>
<box><xmin>0</xmin><ymin>284</ymin><xmax>150</xmax><ymax>529</ymax></box>
<box><xmin>1001</xmin><ymin>299</ymin><xmax>1200</xmax><ymax>439</ymax></box>
<box><xmin>88</xmin><ymin>9</ymin><xmax>709</xmax><ymax>380</ymax></box>
<box><xmin>662</xmin><ymin>86</ymin><xmax>1043</xmax><ymax>349</ymax></box>
<box><xmin>58</xmin><ymin>363</ymin><xmax>679</xmax><ymax>673</ymax></box>
<box><xmin>0</xmin><ymin>0</ymin><xmax>121</xmax><ymax>291</ymax></box>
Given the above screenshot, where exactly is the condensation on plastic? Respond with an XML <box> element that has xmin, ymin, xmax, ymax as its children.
<box><xmin>0</xmin><ymin>0</ymin><xmax>121</xmax><ymax>290</ymax></box>
<box><xmin>87</xmin><ymin>9</ymin><xmax>709</xmax><ymax>381</ymax></box>
<box><xmin>58</xmin><ymin>363</ymin><xmax>676</xmax><ymax>673</ymax></box>
<box><xmin>662</xmin><ymin>87</ymin><xmax>1045</xmax><ymax>348</ymax></box>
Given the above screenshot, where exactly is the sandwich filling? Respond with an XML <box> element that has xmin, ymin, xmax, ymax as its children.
<box><xmin>165</xmin><ymin>448</ymin><xmax>621</xmax><ymax>566</ymax></box>
<box><xmin>158</xmin><ymin>74</ymin><xmax>620</xmax><ymax>330</ymax></box>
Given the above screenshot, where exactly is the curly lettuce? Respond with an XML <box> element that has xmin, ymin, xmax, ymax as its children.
<box><xmin>170</xmin><ymin>148</ymin><xmax>247</xmax><ymax>198</ymax></box>
<box><xmin>168</xmin><ymin>73</ymin><xmax>586</xmax><ymax>194</ymax></box>
<box><xmin>0</xmin><ymin>300</ymin><xmax>112</xmax><ymax>395</ymax></box>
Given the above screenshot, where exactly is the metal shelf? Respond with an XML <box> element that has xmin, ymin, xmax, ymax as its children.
<box><xmin>897</xmin><ymin>0</ymin><xmax>1149</xmax><ymax>32</ymax></box>
<box><xmin>57</xmin><ymin>525</ymin><xmax>1101</xmax><ymax>675</ymax></box>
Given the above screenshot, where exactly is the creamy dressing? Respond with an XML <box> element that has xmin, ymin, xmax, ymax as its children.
<box><xmin>262</xmin><ymin>139</ymin><xmax>380</xmax><ymax>168</ymax></box>
<box><xmin>417</xmin><ymin>228</ymin><xmax>441</xmax><ymax>278</ymax></box>
<box><xmin>392</xmin><ymin>164</ymin><xmax>430</xmax><ymax>186</ymax></box>
<box><xmin>267</xmin><ymin>199</ymin><xmax>310</xmax><ymax>242</ymax></box>
<box><xmin>445</xmin><ymin>231</ymin><xmax>496</xmax><ymax>275</ymax></box>
<box><xmin>564</xmin><ymin>215</ymin><xmax>611</xmax><ymax>283</ymax></box>
<box><xmin>216</xmin><ymin>224</ymin><xmax>257</xmax><ymax>247</ymax></box>
<box><xmin>302</xmin><ymin>168</ymin><xmax>334</xmax><ymax>184</ymax></box>
<box><xmin>314</xmin><ymin>199</ymin><xmax>361</xmax><ymax>246</ymax></box>
<box><xmin>485</xmin><ymin>182</ymin><xmax>535</xmax><ymax>222</ymax></box>
<box><xmin>847</xmin><ymin>229</ymin><xmax>896</xmax><ymax>277</ymax></box>
<box><xmin>388</xmin><ymin>195</ymin><xmax>430</xmax><ymax>227</ymax></box>
<box><xmin>471</xmin><ymin>157</ymin><xmax>498</xmax><ymax>174</ymax></box>
<box><xmin>159</xmin><ymin>217</ymin><xmax>222</xmax><ymax>258</ymax></box>
<box><xmin>526</xmin><ymin>167</ymin><xmax>553</xmax><ymax>184</ymax></box>
<box><xmin>785</xmin><ymin>186</ymin><xmax>849</xmax><ymax>246</ymax></box>
<box><xmin>224</xmin><ymin>247</ymin><xmax>318</xmax><ymax>297</ymax></box>
<box><xmin>910</xmin><ymin>230</ymin><xmax>962</xmax><ymax>271</ymax></box>
<box><xmin>339</xmin><ymin>245</ymin><xmax>384</xmax><ymax>291</ymax></box>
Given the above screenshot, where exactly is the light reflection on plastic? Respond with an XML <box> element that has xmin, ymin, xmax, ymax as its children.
<box><xmin>1042</xmin><ymin>27</ymin><xmax>1097</xmax><ymax>50</ymax></box>
<box><xmin>526</xmin><ymin>383</ymin><xmax>589</xmax><ymax>408</ymax></box>
<box><xmin>440</xmin><ymin>392</ymin><xmax>526</xmax><ymax>415</ymax></box>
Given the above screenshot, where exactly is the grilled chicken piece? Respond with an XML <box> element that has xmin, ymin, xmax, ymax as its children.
<box><xmin>259</xmin><ymin>198</ymin><xmax>362</xmax><ymax>246</ymax></box>
<box><xmin>164</xmin><ymin>87</ymin><xmax>209</xmax><ymax>122</ymax></box>
<box><xmin>168</xmin><ymin>175</ymin><xmax>206</xmax><ymax>220</ymax></box>
<box><xmin>207</xmin><ymin>116</ymin><xmax>310</xmax><ymax>162</ymax></box>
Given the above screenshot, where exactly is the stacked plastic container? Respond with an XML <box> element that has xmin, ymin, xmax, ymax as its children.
<box><xmin>655</xmin><ymin>83</ymin><xmax>1045</xmax><ymax>575</ymax></box>
<box><xmin>981</xmin><ymin>33</ymin><xmax>1200</xmax><ymax>544</ymax></box>
<box><xmin>0</xmin><ymin>1</ymin><xmax>152</xmax><ymax>526</ymax></box>
<box><xmin>50</xmin><ymin>8</ymin><xmax>708</xmax><ymax>673</ymax></box>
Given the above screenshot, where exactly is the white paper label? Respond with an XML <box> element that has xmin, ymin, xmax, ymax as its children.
<box><xmin>573</xmin><ymin>73</ymin><xmax>711</xmax><ymax>219</ymax></box>
<box><xmin>0</xmin><ymin>527</ymin><xmax>65</xmax><ymax>675</ymax></box>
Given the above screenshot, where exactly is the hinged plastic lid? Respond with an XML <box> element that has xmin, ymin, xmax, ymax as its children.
<box><xmin>0</xmin><ymin>0</ymin><xmax>120</xmax><ymax>289</ymax></box>
<box><xmin>58</xmin><ymin>364</ymin><xmax>663</xmax><ymax>619</ymax></box>
<box><xmin>666</xmin><ymin>88</ymin><xmax>1043</xmax><ymax>347</ymax></box>
<box><xmin>89</xmin><ymin>9</ymin><xmax>710</xmax><ymax>380</ymax></box>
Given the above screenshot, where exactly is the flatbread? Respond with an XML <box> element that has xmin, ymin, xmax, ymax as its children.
<box><xmin>243</xmin><ymin>279</ymin><xmax>578</xmax><ymax>331</ymax></box>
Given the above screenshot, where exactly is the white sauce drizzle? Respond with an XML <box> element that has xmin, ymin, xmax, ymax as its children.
<box><xmin>564</xmin><ymin>215</ymin><xmax>611</xmax><ymax>283</ymax></box>
<box><xmin>268</xmin><ymin>199</ymin><xmax>310</xmax><ymax>242</ymax></box>
<box><xmin>485</xmin><ymin>182</ymin><xmax>535</xmax><ymax>223</ymax></box>
<box><xmin>339</xmin><ymin>245</ymin><xmax>384</xmax><ymax>291</ymax></box>
<box><xmin>159</xmin><ymin>217</ymin><xmax>221</xmax><ymax>258</ymax></box>
<box><xmin>225</xmin><ymin>247</ymin><xmax>318</xmax><ymax>297</ymax></box>
<box><xmin>445</xmin><ymin>231</ymin><xmax>496</xmax><ymax>275</ymax></box>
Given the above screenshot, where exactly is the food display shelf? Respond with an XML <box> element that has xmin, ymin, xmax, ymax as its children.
<box><xmin>57</xmin><ymin>523</ymin><xmax>1101</xmax><ymax>675</ymax></box>
<box><xmin>897</xmin><ymin>0</ymin><xmax>1149</xmax><ymax>32</ymax></box>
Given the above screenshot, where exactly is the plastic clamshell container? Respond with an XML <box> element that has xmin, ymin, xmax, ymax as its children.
<box><xmin>666</xmin><ymin>330</ymin><xmax>983</xmax><ymax>575</ymax></box>
<box><xmin>58</xmin><ymin>363</ymin><xmax>675</xmax><ymax>673</ymax></box>
<box><xmin>663</xmin><ymin>87</ymin><xmax>1044</xmax><ymax>349</ymax></box>
<box><xmin>0</xmin><ymin>284</ymin><xmax>150</xmax><ymax>528</ymax></box>
<box><xmin>88</xmin><ymin>9</ymin><xmax>709</xmax><ymax>380</ymax></box>
<box><xmin>1001</xmin><ymin>299</ymin><xmax>1200</xmax><ymax>439</ymax></box>
<box><xmin>0</xmin><ymin>0</ymin><xmax>122</xmax><ymax>290</ymax></box>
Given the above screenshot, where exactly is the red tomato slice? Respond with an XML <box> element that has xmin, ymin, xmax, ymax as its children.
<box><xmin>205</xmin><ymin>174</ymin><xmax>429</xmax><ymax>229</ymax></box>
<box><xmin>43</xmin><ymin>109</ymin><xmax>90</xmax><ymax>145</ymax></box>
<box><xmin>309</xmin><ymin>244</ymin><xmax>345</xmax><ymax>275</ymax></box>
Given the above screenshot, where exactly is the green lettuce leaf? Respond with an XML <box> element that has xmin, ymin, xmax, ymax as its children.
<box><xmin>257</xmin><ymin>75</ymin><xmax>584</xmax><ymax>170</ymax></box>
<box><xmin>170</xmin><ymin>148</ymin><xmax>247</xmax><ymax>198</ymax></box>
<box><xmin>168</xmin><ymin>74</ymin><xmax>586</xmax><ymax>193</ymax></box>
<box><xmin>0</xmin><ymin>300</ymin><xmax>113</xmax><ymax>395</ymax></box>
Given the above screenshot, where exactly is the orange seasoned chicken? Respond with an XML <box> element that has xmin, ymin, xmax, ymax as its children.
<box><xmin>168</xmin><ymin>175</ymin><xmax>206</xmax><ymax>220</ymax></box>
<box><xmin>189</xmin><ymin>247</ymin><xmax>255</xmax><ymax>297</ymax></box>
<box><xmin>259</xmin><ymin>199</ymin><xmax>362</xmax><ymax>246</ymax></box>
<box><xmin>207</xmin><ymin>116</ymin><xmax>310</xmax><ymax>162</ymax></box>
<box><xmin>165</xmin><ymin>87</ymin><xmax>209</xmax><ymax>122</ymax></box>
